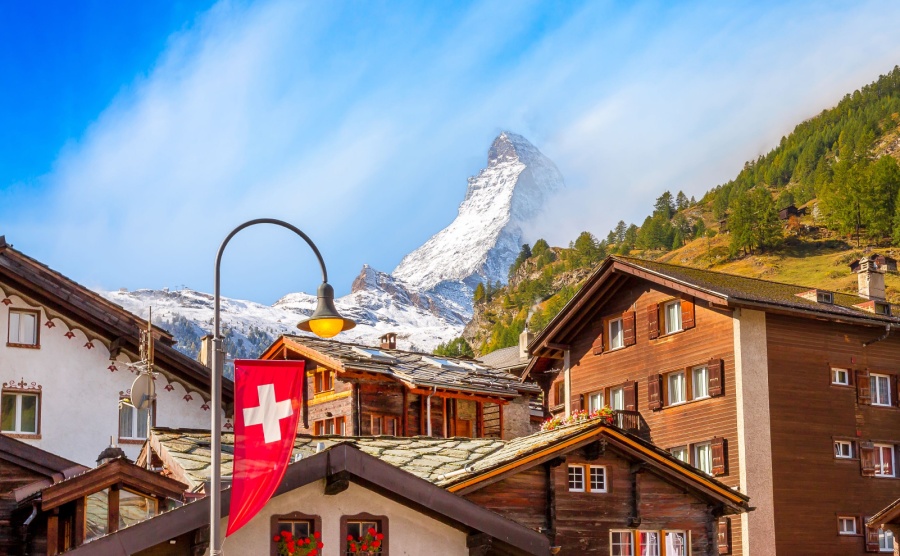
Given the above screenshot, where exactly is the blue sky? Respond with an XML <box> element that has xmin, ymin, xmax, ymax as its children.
<box><xmin>3</xmin><ymin>1</ymin><xmax>900</xmax><ymax>303</ymax></box>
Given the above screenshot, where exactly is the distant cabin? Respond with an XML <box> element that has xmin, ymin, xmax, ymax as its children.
<box><xmin>778</xmin><ymin>204</ymin><xmax>807</xmax><ymax>221</ymax></box>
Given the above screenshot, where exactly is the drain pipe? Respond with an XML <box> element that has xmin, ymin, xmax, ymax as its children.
<box><xmin>20</xmin><ymin>499</ymin><xmax>39</xmax><ymax>554</ymax></box>
<box><xmin>426</xmin><ymin>386</ymin><xmax>437</xmax><ymax>437</ymax></box>
<box><xmin>864</xmin><ymin>324</ymin><xmax>894</xmax><ymax>347</ymax></box>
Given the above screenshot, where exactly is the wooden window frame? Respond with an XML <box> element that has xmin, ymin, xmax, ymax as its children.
<box><xmin>313</xmin><ymin>370</ymin><xmax>334</xmax><ymax>395</ymax></box>
<box><xmin>608</xmin><ymin>317</ymin><xmax>625</xmax><ymax>351</ymax></box>
<box><xmin>837</xmin><ymin>515</ymin><xmax>860</xmax><ymax>536</ymax></box>
<box><xmin>1</xmin><ymin>388</ymin><xmax>41</xmax><ymax>438</ymax></box>
<box><xmin>610</xmin><ymin>530</ymin><xmax>634</xmax><ymax>555</ymax></box>
<box><xmin>693</xmin><ymin>441</ymin><xmax>713</xmax><ymax>475</ymax></box>
<box><xmin>586</xmin><ymin>391</ymin><xmax>605</xmax><ymax>412</ymax></box>
<box><xmin>874</xmin><ymin>443</ymin><xmax>895</xmax><ymax>478</ymax></box>
<box><xmin>554</xmin><ymin>381</ymin><xmax>565</xmax><ymax>408</ymax></box>
<box><xmin>664</xmin><ymin>530</ymin><xmax>690</xmax><ymax>555</ymax></box>
<box><xmin>691</xmin><ymin>365</ymin><xmax>710</xmax><ymax>400</ymax></box>
<box><xmin>666</xmin><ymin>370</ymin><xmax>687</xmax><ymax>406</ymax></box>
<box><xmin>369</xmin><ymin>414</ymin><xmax>398</xmax><ymax>436</ymax></box>
<box><xmin>879</xmin><ymin>526</ymin><xmax>895</xmax><ymax>552</ymax></box>
<box><xmin>7</xmin><ymin>308</ymin><xmax>41</xmax><ymax>348</ymax></box>
<box><xmin>271</xmin><ymin>512</ymin><xmax>321</xmax><ymax>556</ymax></box>
<box><xmin>662</xmin><ymin>299</ymin><xmax>683</xmax><ymax>336</ymax></box>
<box><xmin>638</xmin><ymin>530</ymin><xmax>661</xmax><ymax>555</ymax></box>
<box><xmin>671</xmin><ymin>446</ymin><xmax>689</xmax><ymax>463</ymax></box>
<box><xmin>313</xmin><ymin>416</ymin><xmax>345</xmax><ymax>436</ymax></box>
<box><xmin>832</xmin><ymin>367</ymin><xmax>852</xmax><ymax>387</ymax></box>
<box><xmin>341</xmin><ymin>513</ymin><xmax>388</xmax><ymax>556</ymax></box>
<box><xmin>567</xmin><ymin>464</ymin><xmax>585</xmax><ymax>492</ymax></box>
<box><xmin>609</xmin><ymin>385</ymin><xmax>625</xmax><ymax>411</ymax></box>
<box><xmin>870</xmin><ymin>373</ymin><xmax>892</xmax><ymax>407</ymax></box>
<box><xmin>567</xmin><ymin>464</ymin><xmax>607</xmax><ymax>493</ymax></box>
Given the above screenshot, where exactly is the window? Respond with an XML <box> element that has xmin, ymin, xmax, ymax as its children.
<box><xmin>609</xmin><ymin>318</ymin><xmax>624</xmax><ymax>350</ymax></box>
<box><xmin>1</xmin><ymin>391</ymin><xmax>39</xmax><ymax>434</ymax></box>
<box><xmin>370</xmin><ymin>415</ymin><xmax>398</xmax><ymax>436</ymax></box>
<box><xmin>341</xmin><ymin>514</ymin><xmax>386</xmax><ymax>556</ymax></box>
<box><xmin>694</xmin><ymin>442</ymin><xmax>713</xmax><ymax>475</ymax></box>
<box><xmin>667</xmin><ymin>372</ymin><xmax>686</xmax><ymax>405</ymax></box>
<box><xmin>664</xmin><ymin>300</ymin><xmax>682</xmax><ymax>335</ymax></box>
<box><xmin>871</xmin><ymin>374</ymin><xmax>892</xmax><ymax>406</ymax></box>
<box><xmin>118</xmin><ymin>400</ymin><xmax>150</xmax><ymax>440</ymax></box>
<box><xmin>665</xmin><ymin>531</ymin><xmax>687</xmax><ymax>556</ymax></box>
<box><xmin>834</xmin><ymin>440</ymin><xmax>854</xmax><ymax>459</ymax></box>
<box><xmin>874</xmin><ymin>444</ymin><xmax>895</xmax><ymax>477</ymax></box>
<box><xmin>610</xmin><ymin>530</ymin><xmax>634</xmax><ymax>556</ymax></box>
<box><xmin>554</xmin><ymin>381</ymin><xmax>565</xmax><ymax>406</ymax></box>
<box><xmin>639</xmin><ymin>531</ymin><xmax>660</xmax><ymax>556</ymax></box>
<box><xmin>272</xmin><ymin>512</ymin><xmax>321</xmax><ymax>556</ymax></box>
<box><xmin>8</xmin><ymin>309</ymin><xmax>39</xmax><ymax>346</ymax></box>
<box><xmin>838</xmin><ymin>516</ymin><xmax>857</xmax><ymax>535</ymax></box>
<box><xmin>118</xmin><ymin>488</ymin><xmax>158</xmax><ymax>529</ymax></box>
<box><xmin>587</xmin><ymin>391</ymin><xmax>605</xmax><ymax>412</ymax></box>
<box><xmin>692</xmin><ymin>366</ymin><xmax>709</xmax><ymax>399</ymax></box>
<box><xmin>880</xmin><ymin>527</ymin><xmax>895</xmax><ymax>552</ymax></box>
<box><xmin>671</xmin><ymin>446</ymin><xmax>689</xmax><ymax>463</ymax></box>
<box><xmin>610</xmin><ymin>386</ymin><xmax>625</xmax><ymax>411</ymax></box>
<box><xmin>589</xmin><ymin>466</ymin><xmax>607</xmax><ymax>492</ymax></box>
<box><xmin>817</xmin><ymin>291</ymin><xmax>834</xmax><ymax>304</ymax></box>
<box><xmin>314</xmin><ymin>416</ymin><xmax>345</xmax><ymax>436</ymax></box>
<box><xmin>85</xmin><ymin>489</ymin><xmax>109</xmax><ymax>542</ymax></box>
<box><xmin>832</xmin><ymin>368</ymin><xmax>850</xmax><ymax>386</ymax></box>
<box><xmin>313</xmin><ymin>370</ymin><xmax>334</xmax><ymax>394</ymax></box>
<box><xmin>875</xmin><ymin>302</ymin><xmax>891</xmax><ymax>316</ymax></box>
<box><xmin>568</xmin><ymin>465</ymin><xmax>585</xmax><ymax>492</ymax></box>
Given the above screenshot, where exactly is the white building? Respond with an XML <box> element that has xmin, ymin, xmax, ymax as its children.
<box><xmin>0</xmin><ymin>236</ymin><xmax>226</xmax><ymax>465</ymax></box>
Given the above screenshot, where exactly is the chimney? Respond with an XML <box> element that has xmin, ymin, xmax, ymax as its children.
<box><xmin>519</xmin><ymin>326</ymin><xmax>534</xmax><ymax>360</ymax></box>
<box><xmin>855</xmin><ymin>255</ymin><xmax>886</xmax><ymax>301</ymax></box>
<box><xmin>380</xmin><ymin>333</ymin><xmax>397</xmax><ymax>350</ymax></box>
<box><xmin>199</xmin><ymin>335</ymin><xmax>213</xmax><ymax>368</ymax></box>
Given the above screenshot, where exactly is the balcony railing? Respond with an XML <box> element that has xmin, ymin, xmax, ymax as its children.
<box><xmin>614</xmin><ymin>410</ymin><xmax>651</xmax><ymax>440</ymax></box>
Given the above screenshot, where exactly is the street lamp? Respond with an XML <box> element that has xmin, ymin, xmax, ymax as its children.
<box><xmin>209</xmin><ymin>218</ymin><xmax>354</xmax><ymax>555</ymax></box>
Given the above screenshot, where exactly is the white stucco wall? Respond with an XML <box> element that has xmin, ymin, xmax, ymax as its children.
<box><xmin>0</xmin><ymin>287</ymin><xmax>212</xmax><ymax>466</ymax></box>
<box><xmin>218</xmin><ymin>481</ymin><xmax>469</xmax><ymax>556</ymax></box>
<box><xmin>733</xmin><ymin>308</ymin><xmax>777</xmax><ymax>556</ymax></box>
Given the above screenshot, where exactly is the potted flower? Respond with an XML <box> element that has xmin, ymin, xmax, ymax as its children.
<box><xmin>540</xmin><ymin>407</ymin><xmax>615</xmax><ymax>432</ymax></box>
<box><xmin>273</xmin><ymin>530</ymin><xmax>324</xmax><ymax>556</ymax></box>
<box><xmin>346</xmin><ymin>527</ymin><xmax>385</xmax><ymax>555</ymax></box>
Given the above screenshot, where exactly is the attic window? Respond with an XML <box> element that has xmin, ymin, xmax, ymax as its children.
<box><xmin>351</xmin><ymin>347</ymin><xmax>397</xmax><ymax>363</ymax></box>
<box><xmin>817</xmin><ymin>291</ymin><xmax>834</xmax><ymax>304</ymax></box>
<box><xmin>875</xmin><ymin>302</ymin><xmax>891</xmax><ymax>316</ymax></box>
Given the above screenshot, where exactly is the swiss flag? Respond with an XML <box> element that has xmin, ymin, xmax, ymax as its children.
<box><xmin>226</xmin><ymin>359</ymin><xmax>305</xmax><ymax>536</ymax></box>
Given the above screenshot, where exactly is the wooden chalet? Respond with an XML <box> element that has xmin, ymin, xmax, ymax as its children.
<box><xmin>525</xmin><ymin>254</ymin><xmax>900</xmax><ymax>555</ymax></box>
<box><xmin>0</xmin><ymin>236</ymin><xmax>230</xmax><ymax>466</ymax></box>
<box><xmin>777</xmin><ymin>204</ymin><xmax>807</xmax><ymax>221</ymax></box>
<box><xmin>869</xmin><ymin>498</ymin><xmax>900</xmax><ymax>555</ymax></box>
<box><xmin>136</xmin><ymin>419</ymin><xmax>747</xmax><ymax>555</ymax></box>
<box><xmin>259</xmin><ymin>334</ymin><xmax>541</xmax><ymax>440</ymax></box>
<box><xmin>68</xmin><ymin>441</ymin><xmax>551</xmax><ymax>556</ymax></box>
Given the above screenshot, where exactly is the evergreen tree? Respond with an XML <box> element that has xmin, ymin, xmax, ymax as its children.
<box><xmin>573</xmin><ymin>231</ymin><xmax>601</xmax><ymax>266</ymax></box>
<box><xmin>865</xmin><ymin>156</ymin><xmax>900</xmax><ymax>240</ymax></box>
<box><xmin>473</xmin><ymin>282</ymin><xmax>485</xmax><ymax>304</ymax></box>
<box><xmin>434</xmin><ymin>337</ymin><xmax>474</xmax><ymax>358</ymax></box>
<box><xmin>654</xmin><ymin>191</ymin><xmax>676</xmax><ymax>219</ymax></box>
<box><xmin>614</xmin><ymin>220</ymin><xmax>627</xmax><ymax>243</ymax></box>
<box><xmin>676</xmin><ymin>191</ymin><xmax>689</xmax><ymax>211</ymax></box>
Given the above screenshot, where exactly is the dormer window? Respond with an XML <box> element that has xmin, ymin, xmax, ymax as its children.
<box><xmin>875</xmin><ymin>302</ymin><xmax>891</xmax><ymax>316</ymax></box>
<box><xmin>817</xmin><ymin>291</ymin><xmax>833</xmax><ymax>304</ymax></box>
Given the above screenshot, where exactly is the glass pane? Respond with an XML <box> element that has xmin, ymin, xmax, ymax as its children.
<box><xmin>1</xmin><ymin>394</ymin><xmax>16</xmax><ymax>431</ymax></box>
<box><xmin>119</xmin><ymin>405</ymin><xmax>134</xmax><ymax>438</ymax></box>
<box><xmin>693</xmin><ymin>367</ymin><xmax>709</xmax><ymax>398</ymax></box>
<box><xmin>665</xmin><ymin>532</ymin><xmax>686</xmax><ymax>556</ymax></box>
<box><xmin>136</xmin><ymin>407</ymin><xmax>150</xmax><ymax>438</ymax></box>
<box><xmin>119</xmin><ymin>489</ymin><xmax>157</xmax><ymax>529</ymax></box>
<box><xmin>20</xmin><ymin>312</ymin><xmax>36</xmax><ymax>345</ymax></box>
<box><xmin>669</xmin><ymin>373</ymin><xmax>685</xmax><ymax>404</ymax></box>
<box><xmin>568</xmin><ymin>466</ymin><xmax>584</xmax><ymax>490</ymax></box>
<box><xmin>8</xmin><ymin>312</ymin><xmax>20</xmax><ymax>343</ymax></box>
<box><xmin>640</xmin><ymin>532</ymin><xmax>660</xmax><ymax>556</ymax></box>
<box><xmin>590</xmin><ymin>467</ymin><xmax>605</xmax><ymax>491</ymax></box>
<box><xmin>85</xmin><ymin>489</ymin><xmax>109</xmax><ymax>542</ymax></box>
<box><xmin>347</xmin><ymin>521</ymin><xmax>379</xmax><ymax>542</ymax></box>
<box><xmin>611</xmin><ymin>388</ymin><xmax>624</xmax><ymax>410</ymax></box>
<box><xmin>697</xmin><ymin>444</ymin><xmax>712</xmax><ymax>473</ymax></box>
<box><xmin>589</xmin><ymin>393</ymin><xmax>604</xmax><ymax>412</ymax></box>
<box><xmin>20</xmin><ymin>395</ymin><xmax>37</xmax><ymax>433</ymax></box>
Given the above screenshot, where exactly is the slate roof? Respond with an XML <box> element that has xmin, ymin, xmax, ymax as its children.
<box><xmin>615</xmin><ymin>255</ymin><xmax>900</xmax><ymax>324</ymax></box>
<box><xmin>280</xmin><ymin>335</ymin><xmax>540</xmax><ymax>397</ymax></box>
<box><xmin>478</xmin><ymin>345</ymin><xmax>528</xmax><ymax>373</ymax></box>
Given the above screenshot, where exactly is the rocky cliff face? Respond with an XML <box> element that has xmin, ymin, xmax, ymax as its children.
<box><xmin>101</xmin><ymin>132</ymin><xmax>563</xmax><ymax>356</ymax></box>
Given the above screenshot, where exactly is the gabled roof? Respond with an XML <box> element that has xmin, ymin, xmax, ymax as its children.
<box><xmin>477</xmin><ymin>345</ymin><xmax>529</xmax><ymax>374</ymax></box>
<box><xmin>1</xmin><ymin>433</ymin><xmax>88</xmax><ymax>502</ymax></box>
<box><xmin>0</xmin><ymin>237</ymin><xmax>231</xmax><ymax>401</ymax></box>
<box><xmin>530</xmin><ymin>255</ymin><xmax>900</xmax><ymax>361</ymax></box>
<box><xmin>263</xmin><ymin>335</ymin><xmax>540</xmax><ymax>399</ymax></box>
<box><xmin>869</xmin><ymin>496</ymin><xmax>900</xmax><ymax>527</ymax></box>
<box><xmin>148</xmin><ymin>418</ymin><xmax>749</xmax><ymax>514</ymax></box>
<box><xmin>67</xmin><ymin>444</ymin><xmax>550</xmax><ymax>556</ymax></box>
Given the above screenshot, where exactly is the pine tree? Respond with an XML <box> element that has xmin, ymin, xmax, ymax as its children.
<box><xmin>654</xmin><ymin>191</ymin><xmax>676</xmax><ymax>219</ymax></box>
<box><xmin>614</xmin><ymin>220</ymin><xmax>627</xmax><ymax>243</ymax></box>
<box><xmin>676</xmin><ymin>191</ymin><xmax>689</xmax><ymax>211</ymax></box>
<box><xmin>473</xmin><ymin>282</ymin><xmax>485</xmax><ymax>304</ymax></box>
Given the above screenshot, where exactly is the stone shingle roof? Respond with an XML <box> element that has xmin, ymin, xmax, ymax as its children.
<box><xmin>283</xmin><ymin>335</ymin><xmax>540</xmax><ymax>397</ymax></box>
<box><xmin>477</xmin><ymin>345</ymin><xmax>528</xmax><ymax>373</ymax></box>
<box><xmin>616</xmin><ymin>255</ymin><xmax>900</xmax><ymax>324</ymax></box>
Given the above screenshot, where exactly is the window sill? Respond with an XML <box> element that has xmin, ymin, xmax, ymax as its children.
<box><xmin>2</xmin><ymin>433</ymin><xmax>41</xmax><ymax>439</ymax></box>
<box><xmin>118</xmin><ymin>438</ymin><xmax>146</xmax><ymax>445</ymax></box>
<box><xmin>6</xmin><ymin>342</ymin><xmax>40</xmax><ymax>349</ymax></box>
<box><xmin>870</xmin><ymin>403</ymin><xmax>895</xmax><ymax>409</ymax></box>
<box><xmin>606</xmin><ymin>345</ymin><xmax>627</xmax><ymax>353</ymax></box>
<box><xmin>663</xmin><ymin>396</ymin><xmax>717</xmax><ymax>410</ymax></box>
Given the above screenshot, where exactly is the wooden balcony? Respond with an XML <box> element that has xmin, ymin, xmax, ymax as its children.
<box><xmin>614</xmin><ymin>410</ymin><xmax>651</xmax><ymax>440</ymax></box>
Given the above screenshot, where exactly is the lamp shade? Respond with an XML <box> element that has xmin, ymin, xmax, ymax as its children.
<box><xmin>297</xmin><ymin>282</ymin><xmax>356</xmax><ymax>338</ymax></box>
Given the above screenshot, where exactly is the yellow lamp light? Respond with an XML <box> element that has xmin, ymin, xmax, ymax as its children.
<box><xmin>297</xmin><ymin>282</ymin><xmax>356</xmax><ymax>338</ymax></box>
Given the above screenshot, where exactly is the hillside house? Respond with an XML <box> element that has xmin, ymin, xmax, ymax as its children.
<box><xmin>259</xmin><ymin>334</ymin><xmax>541</xmax><ymax>440</ymax></box>
<box><xmin>525</xmin><ymin>254</ymin><xmax>900</xmax><ymax>555</ymax></box>
<box><xmin>0</xmin><ymin>236</ymin><xmax>228</xmax><ymax>466</ymax></box>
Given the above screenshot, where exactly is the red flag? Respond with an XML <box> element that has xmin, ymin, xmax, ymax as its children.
<box><xmin>226</xmin><ymin>359</ymin><xmax>305</xmax><ymax>536</ymax></box>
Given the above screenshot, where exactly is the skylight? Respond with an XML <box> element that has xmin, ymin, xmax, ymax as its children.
<box><xmin>351</xmin><ymin>346</ymin><xmax>397</xmax><ymax>363</ymax></box>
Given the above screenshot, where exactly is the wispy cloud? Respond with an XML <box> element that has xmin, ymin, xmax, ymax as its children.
<box><xmin>4</xmin><ymin>0</ymin><xmax>900</xmax><ymax>301</ymax></box>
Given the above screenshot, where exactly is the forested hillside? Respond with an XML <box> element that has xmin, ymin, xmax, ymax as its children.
<box><xmin>459</xmin><ymin>66</ymin><xmax>900</xmax><ymax>356</ymax></box>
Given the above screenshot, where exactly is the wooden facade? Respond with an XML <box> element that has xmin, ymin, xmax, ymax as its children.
<box><xmin>261</xmin><ymin>335</ymin><xmax>538</xmax><ymax>442</ymax></box>
<box><xmin>527</xmin><ymin>255</ymin><xmax>900</xmax><ymax>555</ymax></box>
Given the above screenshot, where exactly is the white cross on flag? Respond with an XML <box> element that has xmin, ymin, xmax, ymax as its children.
<box><xmin>226</xmin><ymin>359</ymin><xmax>305</xmax><ymax>537</ymax></box>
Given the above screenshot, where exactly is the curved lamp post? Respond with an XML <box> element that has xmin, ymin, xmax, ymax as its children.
<box><xmin>209</xmin><ymin>218</ymin><xmax>355</xmax><ymax>555</ymax></box>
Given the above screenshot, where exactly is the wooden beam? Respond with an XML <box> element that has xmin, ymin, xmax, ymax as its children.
<box><xmin>401</xmin><ymin>387</ymin><xmax>409</xmax><ymax>436</ymax></box>
<box><xmin>545</xmin><ymin>342</ymin><xmax>570</xmax><ymax>351</ymax></box>
<box><xmin>476</xmin><ymin>402</ymin><xmax>483</xmax><ymax>438</ymax></box>
<box><xmin>407</xmin><ymin>388</ymin><xmax>511</xmax><ymax>404</ymax></box>
<box><xmin>324</xmin><ymin>471</ymin><xmax>350</xmax><ymax>495</ymax></box>
<box><xmin>47</xmin><ymin>509</ymin><xmax>59</xmax><ymax>556</ymax></box>
<box><xmin>108</xmin><ymin>484</ymin><xmax>120</xmax><ymax>534</ymax></box>
<box><xmin>442</xmin><ymin>396</ymin><xmax>448</xmax><ymax>438</ymax></box>
<box><xmin>74</xmin><ymin>498</ymin><xmax>85</xmax><ymax>547</ymax></box>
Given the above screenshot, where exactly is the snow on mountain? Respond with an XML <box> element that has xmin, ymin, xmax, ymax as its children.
<box><xmin>392</xmin><ymin>131</ymin><xmax>564</xmax><ymax>292</ymax></box>
<box><xmin>99</xmin><ymin>132</ymin><xmax>563</xmax><ymax>357</ymax></box>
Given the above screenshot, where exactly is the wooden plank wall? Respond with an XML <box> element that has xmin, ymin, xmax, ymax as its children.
<box><xmin>767</xmin><ymin>313</ymin><xmax>900</xmax><ymax>555</ymax></box>
<box><xmin>552</xmin><ymin>278</ymin><xmax>742</xmax><ymax>554</ymax></box>
<box><xmin>0</xmin><ymin>459</ymin><xmax>47</xmax><ymax>555</ymax></box>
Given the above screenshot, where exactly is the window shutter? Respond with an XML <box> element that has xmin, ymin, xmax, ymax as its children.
<box><xmin>623</xmin><ymin>311</ymin><xmax>636</xmax><ymax>346</ymax></box>
<box><xmin>857</xmin><ymin>369</ymin><xmax>872</xmax><ymax>405</ymax></box>
<box><xmin>592</xmin><ymin>321</ymin><xmax>604</xmax><ymax>355</ymax></box>
<box><xmin>708</xmin><ymin>358</ymin><xmax>724</xmax><ymax>397</ymax></box>
<box><xmin>717</xmin><ymin>518</ymin><xmax>731</xmax><ymax>554</ymax></box>
<box><xmin>623</xmin><ymin>381</ymin><xmax>637</xmax><ymax>411</ymax></box>
<box><xmin>647</xmin><ymin>374</ymin><xmax>663</xmax><ymax>410</ymax></box>
<box><xmin>893</xmin><ymin>374</ymin><xmax>899</xmax><ymax>407</ymax></box>
<box><xmin>574</xmin><ymin>394</ymin><xmax>584</xmax><ymax>412</ymax></box>
<box><xmin>711</xmin><ymin>437</ymin><xmax>727</xmax><ymax>476</ymax></box>
<box><xmin>681</xmin><ymin>298</ymin><xmax>696</xmax><ymax>330</ymax></box>
<box><xmin>647</xmin><ymin>304</ymin><xmax>659</xmax><ymax>340</ymax></box>
<box><xmin>860</xmin><ymin>441</ymin><xmax>876</xmax><ymax>477</ymax></box>
<box><xmin>864</xmin><ymin>518</ymin><xmax>880</xmax><ymax>552</ymax></box>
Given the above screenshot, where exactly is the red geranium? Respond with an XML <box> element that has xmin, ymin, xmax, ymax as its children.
<box><xmin>347</xmin><ymin>528</ymin><xmax>385</xmax><ymax>554</ymax></box>
<box><xmin>274</xmin><ymin>530</ymin><xmax>322</xmax><ymax>556</ymax></box>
